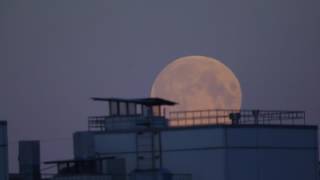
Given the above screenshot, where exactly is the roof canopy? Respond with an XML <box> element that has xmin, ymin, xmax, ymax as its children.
<box><xmin>91</xmin><ymin>97</ymin><xmax>177</xmax><ymax>106</ymax></box>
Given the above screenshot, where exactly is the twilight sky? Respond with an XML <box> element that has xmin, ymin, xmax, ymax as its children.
<box><xmin>1</xmin><ymin>0</ymin><xmax>320</xmax><ymax>172</ymax></box>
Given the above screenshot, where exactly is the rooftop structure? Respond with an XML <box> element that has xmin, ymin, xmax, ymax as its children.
<box><xmin>88</xmin><ymin>97</ymin><xmax>176</xmax><ymax>132</ymax></box>
<box><xmin>19</xmin><ymin>141</ymin><xmax>41</xmax><ymax>180</ymax></box>
<box><xmin>44</xmin><ymin>97</ymin><xmax>317</xmax><ymax>180</ymax></box>
<box><xmin>0</xmin><ymin>121</ymin><xmax>8</xmax><ymax>180</ymax></box>
<box><xmin>88</xmin><ymin>97</ymin><xmax>306</xmax><ymax>132</ymax></box>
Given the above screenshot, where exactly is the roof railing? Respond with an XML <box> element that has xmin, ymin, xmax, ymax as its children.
<box><xmin>88</xmin><ymin>110</ymin><xmax>306</xmax><ymax>131</ymax></box>
<box><xmin>169</xmin><ymin>109</ymin><xmax>306</xmax><ymax>126</ymax></box>
<box><xmin>88</xmin><ymin>115</ymin><xmax>168</xmax><ymax>132</ymax></box>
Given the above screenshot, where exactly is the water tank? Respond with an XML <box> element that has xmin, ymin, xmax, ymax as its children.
<box><xmin>0</xmin><ymin>121</ymin><xmax>8</xmax><ymax>180</ymax></box>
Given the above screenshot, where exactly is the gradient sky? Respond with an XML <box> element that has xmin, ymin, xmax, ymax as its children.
<box><xmin>1</xmin><ymin>0</ymin><xmax>320</xmax><ymax>172</ymax></box>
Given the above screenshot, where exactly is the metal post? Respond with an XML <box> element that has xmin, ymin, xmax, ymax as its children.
<box><xmin>151</xmin><ymin>130</ymin><xmax>155</xmax><ymax>170</ymax></box>
<box><xmin>159</xmin><ymin>131</ymin><xmax>163</xmax><ymax>169</ymax></box>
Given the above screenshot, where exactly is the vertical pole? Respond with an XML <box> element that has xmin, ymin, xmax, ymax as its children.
<box><xmin>158</xmin><ymin>106</ymin><xmax>161</xmax><ymax>117</ymax></box>
<box><xmin>135</xmin><ymin>132</ymin><xmax>139</xmax><ymax>170</ymax></box>
<box><xmin>151</xmin><ymin>130</ymin><xmax>155</xmax><ymax>170</ymax></box>
<box><xmin>108</xmin><ymin>101</ymin><xmax>111</xmax><ymax>116</ymax></box>
<box><xmin>126</xmin><ymin>102</ymin><xmax>129</xmax><ymax>115</ymax></box>
<box><xmin>116</xmin><ymin>101</ymin><xmax>120</xmax><ymax>116</ymax></box>
<box><xmin>159</xmin><ymin>130</ymin><xmax>163</xmax><ymax>169</ymax></box>
<box><xmin>224</xmin><ymin>127</ymin><xmax>229</xmax><ymax>180</ymax></box>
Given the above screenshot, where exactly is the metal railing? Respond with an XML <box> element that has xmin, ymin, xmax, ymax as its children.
<box><xmin>169</xmin><ymin>109</ymin><xmax>306</xmax><ymax>126</ymax></box>
<box><xmin>88</xmin><ymin>110</ymin><xmax>306</xmax><ymax>131</ymax></box>
<box><xmin>88</xmin><ymin>116</ymin><xmax>107</xmax><ymax>131</ymax></box>
<box><xmin>88</xmin><ymin>115</ymin><xmax>168</xmax><ymax>131</ymax></box>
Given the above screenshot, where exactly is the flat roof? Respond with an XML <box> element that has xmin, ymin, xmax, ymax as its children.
<box><xmin>91</xmin><ymin>97</ymin><xmax>177</xmax><ymax>106</ymax></box>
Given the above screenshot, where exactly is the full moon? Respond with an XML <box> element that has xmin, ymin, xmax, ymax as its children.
<box><xmin>150</xmin><ymin>56</ymin><xmax>242</xmax><ymax>113</ymax></box>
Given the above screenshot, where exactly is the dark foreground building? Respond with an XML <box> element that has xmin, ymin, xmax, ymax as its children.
<box><xmin>43</xmin><ymin>97</ymin><xmax>318</xmax><ymax>180</ymax></box>
<box><xmin>0</xmin><ymin>121</ymin><xmax>8</xmax><ymax>180</ymax></box>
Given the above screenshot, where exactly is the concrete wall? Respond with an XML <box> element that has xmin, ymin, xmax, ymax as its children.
<box><xmin>0</xmin><ymin>121</ymin><xmax>8</xmax><ymax>180</ymax></box>
<box><xmin>162</xmin><ymin>128</ymin><xmax>226</xmax><ymax>180</ymax></box>
<box><xmin>95</xmin><ymin>132</ymin><xmax>136</xmax><ymax>173</ymax></box>
<box><xmin>225</xmin><ymin>127</ymin><xmax>318</xmax><ymax>180</ymax></box>
<box><xmin>77</xmin><ymin>125</ymin><xmax>318</xmax><ymax>180</ymax></box>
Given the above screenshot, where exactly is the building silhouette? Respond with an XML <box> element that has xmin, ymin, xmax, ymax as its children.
<box><xmin>0</xmin><ymin>121</ymin><xmax>9</xmax><ymax>180</ymax></box>
<box><xmin>42</xmin><ymin>97</ymin><xmax>318</xmax><ymax>180</ymax></box>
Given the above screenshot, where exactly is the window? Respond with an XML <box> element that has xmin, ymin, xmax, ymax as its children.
<box><xmin>110</xmin><ymin>101</ymin><xmax>118</xmax><ymax>116</ymax></box>
<box><xmin>119</xmin><ymin>102</ymin><xmax>127</xmax><ymax>115</ymax></box>
<box><xmin>152</xmin><ymin>106</ymin><xmax>161</xmax><ymax>116</ymax></box>
<box><xmin>128</xmin><ymin>103</ymin><xmax>136</xmax><ymax>115</ymax></box>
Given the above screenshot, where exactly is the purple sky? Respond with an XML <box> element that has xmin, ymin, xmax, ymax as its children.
<box><xmin>1</xmin><ymin>0</ymin><xmax>320</xmax><ymax>172</ymax></box>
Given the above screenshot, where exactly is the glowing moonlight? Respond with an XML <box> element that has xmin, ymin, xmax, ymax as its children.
<box><xmin>150</xmin><ymin>56</ymin><xmax>242</xmax><ymax>112</ymax></box>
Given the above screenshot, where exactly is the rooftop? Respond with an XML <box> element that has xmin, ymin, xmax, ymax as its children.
<box><xmin>86</xmin><ymin>97</ymin><xmax>308</xmax><ymax>132</ymax></box>
<box><xmin>91</xmin><ymin>97</ymin><xmax>177</xmax><ymax>106</ymax></box>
